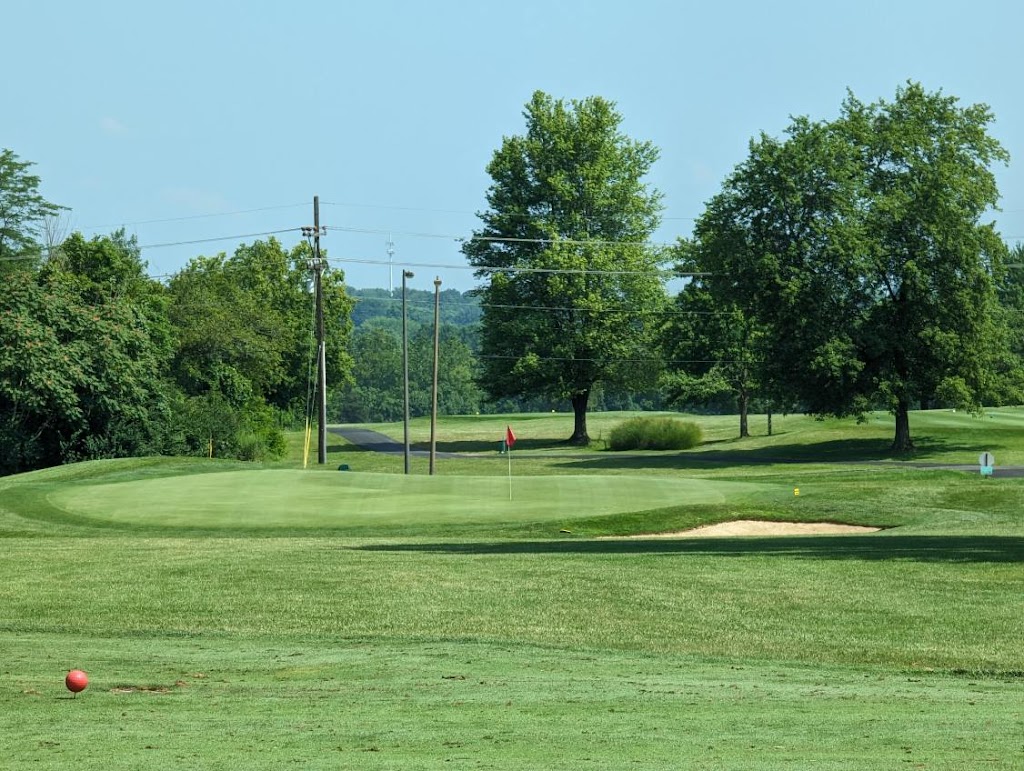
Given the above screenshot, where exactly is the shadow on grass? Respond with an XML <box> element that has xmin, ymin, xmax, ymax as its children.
<box><xmin>355</xmin><ymin>535</ymin><xmax>1024</xmax><ymax>564</ymax></box>
<box><xmin>431</xmin><ymin>438</ymin><xmax>581</xmax><ymax>454</ymax></box>
<box><xmin>555</xmin><ymin>437</ymin><xmax>985</xmax><ymax>471</ymax></box>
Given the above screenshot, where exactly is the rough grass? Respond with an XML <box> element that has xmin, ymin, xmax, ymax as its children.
<box><xmin>608</xmin><ymin>415</ymin><xmax>703</xmax><ymax>451</ymax></box>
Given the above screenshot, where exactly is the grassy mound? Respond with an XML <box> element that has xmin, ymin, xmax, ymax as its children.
<box><xmin>40</xmin><ymin>466</ymin><xmax>771</xmax><ymax>532</ymax></box>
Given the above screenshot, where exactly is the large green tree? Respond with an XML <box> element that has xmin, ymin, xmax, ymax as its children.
<box><xmin>695</xmin><ymin>83</ymin><xmax>1009</xmax><ymax>450</ymax></box>
<box><xmin>168</xmin><ymin>238</ymin><xmax>353</xmax><ymax>414</ymax></box>
<box><xmin>463</xmin><ymin>91</ymin><xmax>665</xmax><ymax>444</ymax></box>
<box><xmin>0</xmin><ymin>234</ymin><xmax>171</xmax><ymax>473</ymax></box>
<box><xmin>660</xmin><ymin>250</ymin><xmax>765</xmax><ymax>438</ymax></box>
<box><xmin>166</xmin><ymin>238</ymin><xmax>353</xmax><ymax>458</ymax></box>
<box><xmin>0</xmin><ymin>149</ymin><xmax>64</xmax><ymax>273</ymax></box>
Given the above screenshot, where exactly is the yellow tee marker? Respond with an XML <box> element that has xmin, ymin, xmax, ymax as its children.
<box><xmin>794</xmin><ymin>487</ymin><xmax>800</xmax><ymax>496</ymax></box>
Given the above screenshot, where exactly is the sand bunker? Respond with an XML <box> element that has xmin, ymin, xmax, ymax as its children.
<box><xmin>606</xmin><ymin>520</ymin><xmax>881</xmax><ymax>539</ymax></box>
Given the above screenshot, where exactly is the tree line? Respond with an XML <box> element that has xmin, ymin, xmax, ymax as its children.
<box><xmin>0</xmin><ymin>201</ymin><xmax>354</xmax><ymax>475</ymax></box>
<box><xmin>465</xmin><ymin>84</ymin><xmax>1024</xmax><ymax>450</ymax></box>
<box><xmin>3</xmin><ymin>80</ymin><xmax>1023</xmax><ymax>474</ymax></box>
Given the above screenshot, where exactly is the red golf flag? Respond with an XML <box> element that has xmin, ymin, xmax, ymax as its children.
<box><xmin>505</xmin><ymin>426</ymin><xmax>516</xmax><ymax>448</ymax></box>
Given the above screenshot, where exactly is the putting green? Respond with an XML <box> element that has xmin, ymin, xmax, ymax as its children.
<box><xmin>47</xmin><ymin>469</ymin><xmax>773</xmax><ymax>529</ymax></box>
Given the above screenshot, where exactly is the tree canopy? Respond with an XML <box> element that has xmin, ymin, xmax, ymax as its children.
<box><xmin>0</xmin><ymin>234</ymin><xmax>170</xmax><ymax>473</ymax></box>
<box><xmin>693</xmin><ymin>82</ymin><xmax>1010</xmax><ymax>449</ymax></box>
<box><xmin>660</xmin><ymin>242</ymin><xmax>766</xmax><ymax>437</ymax></box>
<box><xmin>165</xmin><ymin>238</ymin><xmax>353</xmax><ymax>458</ymax></box>
<box><xmin>0</xmin><ymin>149</ymin><xmax>64</xmax><ymax>272</ymax></box>
<box><xmin>463</xmin><ymin>91</ymin><xmax>666</xmax><ymax>444</ymax></box>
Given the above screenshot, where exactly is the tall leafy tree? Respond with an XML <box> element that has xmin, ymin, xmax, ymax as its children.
<box><xmin>695</xmin><ymin>83</ymin><xmax>1009</xmax><ymax>451</ymax></box>
<box><xmin>43</xmin><ymin>230</ymin><xmax>153</xmax><ymax>303</ymax></box>
<box><xmin>463</xmin><ymin>91</ymin><xmax>665</xmax><ymax>444</ymax></box>
<box><xmin>0</xmin><ymin>149</ymin><xmax>65</xmax><ymax>273</ymax></box>
<box><xmin>660</xmin><ymin>246</ymin><xmax>765</xmax><ymax>437</ymax></box>
<box><xmin>0</xmin><ymin>236</ymin><xmax>171</xmax><ymax>474</ymax></box>
<box><xmin>166</xmin><ymin>238</ymin><xmax>353</xmax><ymax>458</ymax></box>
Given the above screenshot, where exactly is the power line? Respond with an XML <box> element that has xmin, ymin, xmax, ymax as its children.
<box><xmin>321</xmin><ymin>201</ymin><xmax>478</xmax><ymax>217</ymax></box>
<box><xmin>325</xmin><ymin>224</ymin><xmax>679</xmax><ymax>250</ymax></box>
<box><xmin>0</xmin><ymin>228</ymin><xmax>301</xmax><ymax>263</ymax></box>
<box><xmin>322</xmin><ymin>254</ymin><xmax>703</xmax><ymax>278</ymax></box>
<box><xmin>479</xmin><ymin>354</ymin><xmax>756</xmax><ymax>365</ymax></box>
<box><xmin>136</xmin><ymin>228</ymin><xmax>299</xmax><ymax>249</ymax></box>
<box><xmin>321</xmin><ymin>200</ymin><xmax>701</xmax><ymax>223</ymax></box>
<box><xmin>353</xmin><ymin>294</ymin><xmax>732</xmax><ymax>317</ymax></box>
<box><xmin>80</xmin><ymin>203</ymin><xmax>308</xmax><ymax>230</ymax></box>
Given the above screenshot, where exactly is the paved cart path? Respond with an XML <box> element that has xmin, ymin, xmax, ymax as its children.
<box><xmin>329</xmin><ymin>426</ymin><xmax>468</xmax><ymax>458</ymax></box>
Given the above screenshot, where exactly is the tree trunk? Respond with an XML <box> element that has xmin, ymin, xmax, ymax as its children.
<box><xmin>892</xmin><ymin>399</ymin><xmax>914</xmax><ymax>452</ymax></box>
<box><xmin>569</xmin><ymin>391</ymin><xmax>590</xmax><ymax>445</ymax></box>
<box><xmin>738</xmin><ymin>392</ymin><xmax>749</xmax><ymax>438</ymax></box>
<box><xmin>767</xmin><ymin>408</ymin><xmax>773</xmax><ymax>437</ymax></box>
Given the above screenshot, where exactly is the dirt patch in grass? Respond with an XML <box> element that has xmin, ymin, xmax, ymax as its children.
<box><xmin>110</xmin><ymin>683</ymin><xmax>185</xmax><ymax>694</ymax></box>
<box><xmin>604</xmin><ymin>520</ymin><xmax>882</xmax><ymax>539</ymax></box>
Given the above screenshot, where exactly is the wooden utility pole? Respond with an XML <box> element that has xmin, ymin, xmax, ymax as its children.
<box><xmin>429</xmin><ymin>276</ymin><xmax>442</xmax><ymax>475</ymax></box>
<box><xmin>402</xmin><ymin>270</ymin><xmax>414</xmax><ymax>474</ymax></box>
<box><xmin>315</xmin><ymin>198</ymin><xmax>327</xmax><ymax>465</ymax></box>
<box><xmin>303</xmin><ymin>197</ymin><xmax>328</xmax><ymax>465</ymax></box>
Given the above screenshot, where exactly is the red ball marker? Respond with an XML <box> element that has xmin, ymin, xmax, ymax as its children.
<box><xmin>65</xmin><ymin>669</ymin><xmax>88</xmax><ymax>694</ymax></box>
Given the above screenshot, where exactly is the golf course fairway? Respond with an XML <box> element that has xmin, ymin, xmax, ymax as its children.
<box><xmin>47</xmin><ymin>469</ymin><xmax>775</xmax><ymax>529</ymax></box>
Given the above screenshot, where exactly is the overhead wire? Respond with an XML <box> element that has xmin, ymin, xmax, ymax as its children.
<box><xmin>136</xmin><ymin>228</ymin><xmax>303</xmax><ymax>250</ymax></box>
<box><xmin>478</xmin><ymin>355</ymin><xmax>757</xmax><ymax>365</ymax></box>
<box><xmin>324</xmin><ymin>224</ymin><xmax>680</xmax><ymax>250</ymax></box>
<box><xmin>352</xmin><ymin>294</ymin><xmax>733</xmax><ymax>317</ymax></box>
<box><xmin>80</xmin><ymin>203</ymin><xmax>309</xmax><ymax>230</ymax></box>
<box><xmin>320</xmin><ymin>254</ymin><xmax>702</xmax><ymax>278</ymax></box>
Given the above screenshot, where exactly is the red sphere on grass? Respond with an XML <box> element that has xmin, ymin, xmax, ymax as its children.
<box><xmin>65</xmin><ymin>669</ymin><xmax>88</xmax><ymax>693</ymax></box>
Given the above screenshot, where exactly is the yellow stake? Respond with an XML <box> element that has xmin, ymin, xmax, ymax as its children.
<box><xmin>303</xmin><ymin>417</ymin><xmax>312</xmax><ymax>469</ymax></box>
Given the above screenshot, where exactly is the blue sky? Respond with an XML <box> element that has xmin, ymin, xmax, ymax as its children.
<box><xmin>6</xmin><ymin>0</ymin><xmax>1024</xmax><ymax>291</ymax></box>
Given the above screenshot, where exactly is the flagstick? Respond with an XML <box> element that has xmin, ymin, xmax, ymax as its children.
<box><xmin>507</xmin><ymin>445</ymin><xmax>513</xmax><ymax>500</ymax></box>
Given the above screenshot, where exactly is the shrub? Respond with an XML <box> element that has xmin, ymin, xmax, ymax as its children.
<box><xmin>608</xmin><ymin>417</ymin><xmax>703</xmax><ymax>451</ymax></box>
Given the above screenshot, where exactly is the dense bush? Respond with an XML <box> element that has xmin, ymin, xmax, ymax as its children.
<box><xmin>608</xmin><ymin>417</ymin><xmax>702</xmax><ymax>451</ymax></box>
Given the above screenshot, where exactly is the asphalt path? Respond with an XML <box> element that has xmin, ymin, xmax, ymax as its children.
<box><xmin>329</xmin><ymin>426</ymin><xmax>468</xmax><ymax>458</ymax></box>
<box><xmin>330</xmin><ymin>425</ymin><xmax>1024</xmax><ymax>477</ymax></box>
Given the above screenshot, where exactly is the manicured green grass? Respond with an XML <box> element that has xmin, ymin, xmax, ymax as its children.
<box><xmin>1</xmin><ymin>408</ymin><xmax>1023</xmax><ymax>768</ymax></box>
<box><xmin>44</xmin><ymin>468</ymin><xmax>773</xmax><ymax>531</ymax></box>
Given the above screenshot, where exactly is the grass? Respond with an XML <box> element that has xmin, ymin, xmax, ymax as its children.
<box><xmin>1</xmin><ymin>408</ymin><xmax>1023</xmax><ymax>768</ymax></box>
<box><xmin>6</xmin><ymin>637</ymin><xmax>1021</xmax><ymax>769</ymax></box>
<box><xmin>43</xmin><ymin>469</ymin><xmax>773</xmax><ymax>532</ymax></box>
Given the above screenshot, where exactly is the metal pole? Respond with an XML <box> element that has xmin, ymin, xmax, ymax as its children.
<box><xmin>314</xmin><ymin>196</ymin><xmax>327</xmax><ymax>465</ymax></box>
<box><xmin>402</xmin><ymin>270</ymin><xmax>414</xmax><ymax>474</ymax></box>
<box><xmin>429</xmin><ymin>276</ymin><xmax>441</xmax><ymax>475</ymax></box>
<box><xmin>387</xmin><ymin>235</ymin><xmax>395</xmax><ymax>295</ymax></box>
